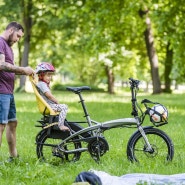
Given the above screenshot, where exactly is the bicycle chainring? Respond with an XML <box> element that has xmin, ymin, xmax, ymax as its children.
<box><xmin>88</xmin><ymin>137</ymin><xmax>109</xmax><ymax>162</ymax></box>
<box><xmin>52</xmin><ymin>147</ymin><xmax>65</xmax><ymax>160</ymax></box>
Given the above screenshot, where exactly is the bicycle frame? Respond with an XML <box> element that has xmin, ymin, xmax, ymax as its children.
<box><xmin>57</xmin><ymin>79</ymin><xmax>154</xmax><ymax>153</ymax></box>
<box><xmin>35</xmin><ymin>78</ymin><xmax>173</xmax><ymax>162</ymax></box>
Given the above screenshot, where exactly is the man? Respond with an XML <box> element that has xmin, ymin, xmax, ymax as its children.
<box><xmin>0</xmin><ymin>21</ymin><xmax>34</xmax><ymax>161</ymax></box>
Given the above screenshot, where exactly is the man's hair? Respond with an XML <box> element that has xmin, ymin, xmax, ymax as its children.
<box><xmin>6</xmin><ymin>21</ymin><xmax>24</xmax><ymax>33</ymax></box>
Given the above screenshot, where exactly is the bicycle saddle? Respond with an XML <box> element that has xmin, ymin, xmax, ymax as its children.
<box><xmin>66</xmin><ymin>86</ymin><xmax>91</xmax><ymax>93</ymax></box>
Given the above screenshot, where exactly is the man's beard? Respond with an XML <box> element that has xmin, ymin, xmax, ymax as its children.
<box><xmin>7</xmin><ymin>33</ymin><xmax>15</xmax><ymax>46</ymax></box>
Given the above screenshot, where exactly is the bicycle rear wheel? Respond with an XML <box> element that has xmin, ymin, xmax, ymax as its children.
<box><xmin>36</xmin><ymin>129</ymin><xmax>82</xmax><ymax>164</ymax></box>
<box><xmin>127</xmin><ymin>127</ymin><xmax>174</xmax><ymax>163</ymax></box>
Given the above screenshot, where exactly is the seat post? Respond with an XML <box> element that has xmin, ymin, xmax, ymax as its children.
<box><xmin>78</xmin><ymin>92</ymin><xmax>89</xmax><ymax>118</ymax></box>
<box><xmin>77</xmin><ymin>92</ymin><xmax>94</xmax><ymax>127</ymax></box>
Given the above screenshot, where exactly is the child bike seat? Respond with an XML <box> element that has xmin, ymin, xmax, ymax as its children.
<box><xmin>29</xmin><ymin>75</ymin><xmax>58</xmax><ymax>116</ymax></box>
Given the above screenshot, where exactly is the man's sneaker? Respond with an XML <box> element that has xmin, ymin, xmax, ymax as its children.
<box><xmin>0</xmin><ymin>156</ymin><xmax>19</xmax><ymax>165</ymax></box>
<box><xmin>6</xmin><ymin>155</ymin><xmax>19</xmax><ymax>163</ymax></box>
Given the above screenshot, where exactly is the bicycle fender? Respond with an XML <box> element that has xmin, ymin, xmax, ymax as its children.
<box><xmin>35</xmin><ymin>129</ymin><xmax>47</xmax><ymax>142</ymax></box>
<box><xmin>36</xmin><ymin>127</ymin><xmax>70</xmax><ymax>141</ymax></box>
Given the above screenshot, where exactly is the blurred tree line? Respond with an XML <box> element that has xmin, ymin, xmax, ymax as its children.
<box><xmin>0</xmin><ymin>0</ymin><xmax>185</xmax><ymax>94</ymax></box>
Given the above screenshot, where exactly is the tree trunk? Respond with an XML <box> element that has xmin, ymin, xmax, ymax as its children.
<box><xmin>19</xmin><ymin>0</ymin><xmax>32</xmax><ymax>90</ymax></box>
<box><xmin>20</xmin><ymin>39</ymin><xmax>30</xmax><ymax>89</ymax></box>
<box><xmin>139</xmin><ymin>9</ymin><xmax>161</xmax><ymax>94</ymax></box>
<box><xmin>105</xmin><ymin>65</ymin><xmax>114</xmax><ymax>94</ymax></box>
<box><xmin>144</xmin><ymin>17</ymin><xmax>161</xmax><ymax>94</ymax></box>
<box><xmin>164</xmin><ymin>42</ymin><xmax>173</xmax><ymax>93</ymax></box>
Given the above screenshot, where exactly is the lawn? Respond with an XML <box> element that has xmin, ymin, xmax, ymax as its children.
<box><xmin>0</xmin><ymin>88</ymin><xmax>185</xmax><ymax>185</ymax></box>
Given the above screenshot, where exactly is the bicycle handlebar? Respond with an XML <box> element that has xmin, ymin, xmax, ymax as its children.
<box><xmin>129</xmin><ymin>78</ymin><xmax>140</xmax><ymax>89</ymax></box>
<box><xmin>129</xmin><ymin>78</ymin><xmax>161</xmax><ymax>118</ymax></box>
<box><xmin>129</xmin><ymin>78</ymin><xmax>140</xmax><ymax>117</ymax></box>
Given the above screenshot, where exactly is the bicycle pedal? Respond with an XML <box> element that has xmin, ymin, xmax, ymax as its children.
<box><xmin>53</xmin><ymin>151</ymin><xmax>64</xmax><ymax>158</ymax></box>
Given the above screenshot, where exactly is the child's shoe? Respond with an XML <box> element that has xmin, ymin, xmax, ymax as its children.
<box><xmin>59</xmin><ymin>125</ymin><xmax>70</xmax><ymax>131</ymax></box>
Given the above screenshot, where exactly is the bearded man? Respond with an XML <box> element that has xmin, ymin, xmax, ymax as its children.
<box><xmin>0</xmin><ymin>21</ymin><xmax>34</xmax><ymax>162</ymax></box>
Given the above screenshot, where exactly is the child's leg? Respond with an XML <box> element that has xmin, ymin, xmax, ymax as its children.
<box><xmin>51</xmin><ymin>104</ymin><xmax>69</xmax><ymax>131</ymax></box>
<box><xmin>58</xmin><ymin>104</ymin><xmax>68</xmax><ymax>130</ymax></box>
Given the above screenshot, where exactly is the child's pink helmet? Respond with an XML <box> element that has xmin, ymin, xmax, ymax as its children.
<box><xmin>35</xmin><ymin>62</ymin><xmax>55</xmax><ymax>74</ymax></box>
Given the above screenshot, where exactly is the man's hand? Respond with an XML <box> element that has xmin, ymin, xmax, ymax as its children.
<box><xmin>22</xmin><ymin>66</ymin><xmax>35</xmax><ymax>75</ymax></box>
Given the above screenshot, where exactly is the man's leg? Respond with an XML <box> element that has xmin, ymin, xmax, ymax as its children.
<box><xmin>0</xmin><ymin>124</ymin><xmax>5</xmax><ymax>147</ymax></box>
<box><xmin>6</xmin><ymin>121</ymin><xmax>18</xmax><ymax>157</ymax></box>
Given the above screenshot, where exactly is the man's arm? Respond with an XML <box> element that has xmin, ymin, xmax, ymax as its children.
<box><xmin>0</xmin><ymin>53</ymin><xmax>34</xmax><ymax>75</ymax></box>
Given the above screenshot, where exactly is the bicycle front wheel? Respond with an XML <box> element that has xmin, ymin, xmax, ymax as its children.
<box><xmin>127</xmin><ymin>127</ymin><xmax>174</xmax><ymax>163</ymax></box>
<box><xmin>36</xmin><ymin>129</ymin><xmax>82</xmax><ymax>164</ymax></box>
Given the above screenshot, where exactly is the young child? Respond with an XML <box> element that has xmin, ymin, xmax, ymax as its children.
<box><xmin>35</xmin><ymin>62</ymin><xmax>69</xmax><ymax>131</ymax></box>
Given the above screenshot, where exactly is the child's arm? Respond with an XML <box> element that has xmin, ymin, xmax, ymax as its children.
<box><xmin>44</xmin><ymin>91</ymin><xmax>59</xmax><ymax>104</ymax></box>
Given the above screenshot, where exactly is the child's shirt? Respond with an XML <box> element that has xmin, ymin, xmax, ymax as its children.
<box><xmin>37</xmin><ymin>81</ymin><xmax>56</xmax><ymax>105</ymax></box>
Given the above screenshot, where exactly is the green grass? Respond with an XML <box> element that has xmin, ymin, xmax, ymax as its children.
<box><xmin>0</xmin><ymin>90</ymin><xmax>185</xmax><ymax>184</ymax></box>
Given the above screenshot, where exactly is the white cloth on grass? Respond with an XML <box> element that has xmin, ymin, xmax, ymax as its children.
<box><xmin>91</xmin><ymin>170</ymin><xmax>185</xmax><ymax>185</ymax></box>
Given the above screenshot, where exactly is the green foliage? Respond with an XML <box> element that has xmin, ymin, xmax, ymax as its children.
<box><xmin>1</xmin><ymin>0</ymin><xmax>185</xmax><ymax>90</ymax></box>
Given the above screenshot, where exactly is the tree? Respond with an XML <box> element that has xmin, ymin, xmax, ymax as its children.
<box><xmin>59</xmin><ymin>0</ymin><xmax>143</xmax><ymax>93</ymax></box>
<box><xmin>0</xmin><ymin>0</ymin><xmax>33</xmax><ymax>91</ymax></box>
<box><xmin>164</xmin><ymin>42</ymin><xmax>173</xmax><ymax>92</ymax></box>
<box><xmin>19</xmin><ymin>0</ymin><xmax>33</xmax><ymax>90</ymax></box>
<box><xmin>139</xmin><ymin>8</ymin><xmax>161</xmax><ymax>93</ymax></box>
<box><xmin>1</xmin><ymin>0</ymin><xmax>185</xmax><ymax>94</ymax></box>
